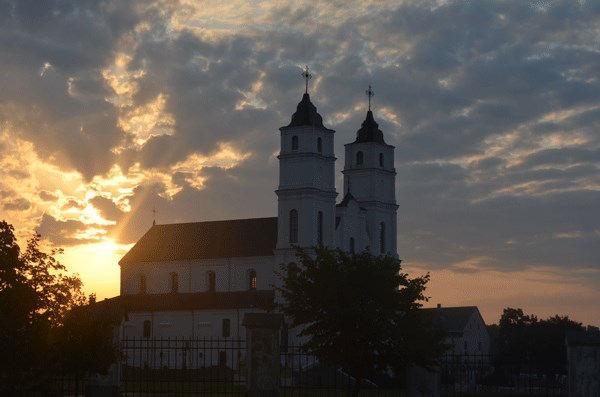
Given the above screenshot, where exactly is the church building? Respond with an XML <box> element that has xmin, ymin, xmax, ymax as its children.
<box><xmin>117</xmin><ymin>75</ymin><xmax>398</xmax><ymax>342</ymax></box>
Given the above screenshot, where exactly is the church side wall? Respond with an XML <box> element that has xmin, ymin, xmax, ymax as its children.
<box><xmin>121</xmin><ymin>255</ymin><xmax>278</xmax><ymax>295</ymax></box>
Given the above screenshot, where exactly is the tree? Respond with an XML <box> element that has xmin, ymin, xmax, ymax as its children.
<box><xmin>0</xmin><ymin>220</ymin><xmax>120</xmax><ymax>392</ymax></box>
<box><xmin>493</xmin><ymin>307</ymin><xmax>584</xmax><ymax>374</ymax></box>
<box><xmin>276</xmin><ymin>246</ymin><xmax>446</xmax><ymax>391</ymax></box>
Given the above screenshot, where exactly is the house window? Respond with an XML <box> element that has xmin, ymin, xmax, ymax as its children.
<box><xmin>248</xmin><ymin>269</ymin><xmax>257</xmax><ymax>290</ymax></box>
<box><xmin>349</xmin><ymin>237</ymin><xmax>355</xmax><ymax>253</ymax></box>
<box><xmin>139</xmin><ymin>274</ymin><xmax>147</xmax><ymax>294</ymax></box>
<box><xmin>317</xmin><ymin>137</ymin><xmax>322</xmax><ymax>153</ymax></box>
<box><xmin>207</xmin><ymin>271</ymin><xmax>216</xmax><ymax>292</ymax></box>
<box><xmin>170</xmin><ymin>272</ymin><xmax>179</xmax><ymax>293</ymax></box>
<box><xmin>464</xmin><ymin>341</ymin><xmax>468</xmax><ymax>352</ymax></box>
<box><xmin>289</xmin><ymin>209</ymin><xmax>298</xmax><ymax>244</ymax></box>
<box><xmin>478</xmin><ymin>341</ymin><xmax>482</xmax><ymax>352</ymax></box>
<box><xmin>317</xmin><ymin>211</ymin><xmax>323</xmax><ymax>245</ymax></box>
<box><xmin>379</xmin><ymin>153</ymin><xmax>384</xmax><ymax>167</ymax></box>
<box><xmin>143</xmin><ymin>320</ymin><xmax>151</xmax><ymax>339</ymax></box>
<box><xmin>291</xmin><ymin>136</ymin><xmax>299</xmax><ymax>151</ymax></box>
<box><xmin>379</xmin><ymin>222</ymin><xmax>386</xmax><ymax>254</ymax></box>
<box><xmin>222</xmin><ymin>319</ymin><xmax>231</xmax><ymax>337</ymax></box>
<box><xmin>219</xmin><ymin>351</ymin><xmax>227</xmax><ymax>367</ymax></box>
<box><xmin>356</xmin><ymin>151</ymin><xmax>364</xmax><ymax>165</ymax></box>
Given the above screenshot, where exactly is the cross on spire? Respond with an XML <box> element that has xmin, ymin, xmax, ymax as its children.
<box><xmin>152</xmin><ymin>206</ymin><xmax>157</xmax><ymax>226</ymax></box>
<box><xmin>301</xmin><ymin>65</ymin><xmax>312</xmax><ymax>94</ymax></box>
<box><xmin>366</xmin><ymin>84</ymin><xmax>375</xmax><ymax>111</ymax></box>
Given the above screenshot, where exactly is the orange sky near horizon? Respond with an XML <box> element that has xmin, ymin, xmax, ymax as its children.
<box><xmin>46</xmin><ymin>239</ymin><xmax>600</xmax><ymax>328</ymax></box>
<box><xmin>1</xmin><ymin>0</ymin><xmax>599</xmax><ymax>332</ymax></box>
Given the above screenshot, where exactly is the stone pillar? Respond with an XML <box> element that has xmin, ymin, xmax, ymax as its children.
<box><xmin>566</xmin><ymin>329</ymin><xmax>600</xmax><ymax>397</ymax></box>
<box><xmin>243</xmin><ymin>313</ymin><xmax>283</xmax><ymax>396</ymax></box>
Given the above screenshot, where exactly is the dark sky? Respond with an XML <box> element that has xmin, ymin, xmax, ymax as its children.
<box><xmin>0</xmin><ymin>0</ymin><xmax>598</xmax><ymax>324</ymax></box>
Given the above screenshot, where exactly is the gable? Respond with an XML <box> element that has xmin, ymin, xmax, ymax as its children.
<box><xmin>120</xmin><ymin>217</ymin><xmax>277</xmax><ymax>265</ymax></box>
<box><xmin>422</xmin><ymin>306</ymin><xmax>481</xmax><ymax>334</ymax></box>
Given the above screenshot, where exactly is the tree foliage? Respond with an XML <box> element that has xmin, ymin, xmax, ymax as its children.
<box><xmin>0</xmin><ymin>220</ymin><xmax>120</xmax><ymax>391</ymax></box>
<box><xmin>276</xmin><ymin>246</ymin><xmax>446</xmax><ymax>387</ymax></box>
<box><xmin>493</xmin><ymin>307</ymin><xmax>584</xmax><ymax>373</ymax></box>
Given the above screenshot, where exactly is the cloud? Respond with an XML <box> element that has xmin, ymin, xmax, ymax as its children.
<box><xmin>2</xmin><ymin>198</ymin><xmax>31</xmax><ymax>211</ymax></box>
<box><xmin>1</xmin><ymin>0</ymin><xmax>599</xmax><ymax>321</ymax></box>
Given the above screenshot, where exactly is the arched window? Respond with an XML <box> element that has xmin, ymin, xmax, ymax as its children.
<box><xmin>289</xmin><ymin>209</ymin><xmax>298</xmax><ymax>244</ymax></box>
<box><xmin>317</xmin><ymin>211</ymin><xmax>323</xmax><ymax>245</ymax></box>
<box><xmin>356</xmin><ymin>151</ymin><xmax>364</xmax><ymax>165</ymax></box>
<box><xmin>349</xmin><ymin>237</ymin><xmax>355</xmax><ymax>253</ymax></box>
<box><xmin>139</xmin><ymin>274</ymin><xmax>146</xmax><ymax>294</ymax></box>
<box><xmin>207</xmin><ymin>271</ymin><xmax>216</xmax><ymax>292</ymax></box>
<box><xmin>248</xmin><ymin>269</ymin><xmax>257</xmax><ymax>290</ymax></box>
<box><xmin>170</xmin><ymin>272</ymin><xmax>179</xmax><ymax>293</ymax></box>
<box><xmin>379</xmin><ymin>153</ymin><xmax>384</xmax><ymax>167</ymax></box>
<box><xmin>143</xmin><ymin>320</ymin><xmax>152</xmax><ymax>339</ymax></box>
<box><xmin>317</xmin><ymin>137</ymin><xmax>322</xmax><ymax>153</ymax></box>
<box><xmin>291</xmin><ymin>135</ymin><xmax>299</xmax><ymax>151</ymax></box>
<box><xmin>379</xmin><ymin>222</ymin><xmax>386</xmax><ymax>254</ymax></box>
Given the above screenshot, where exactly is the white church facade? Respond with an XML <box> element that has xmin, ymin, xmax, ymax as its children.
<box><xmin>116</xmin><ymin>81</ymin><xmax>398</xmax><ymax>343</ymax></box>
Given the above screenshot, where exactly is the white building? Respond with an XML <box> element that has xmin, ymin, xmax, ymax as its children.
<box><xmin>423</xmin><ymin>305</ymin><xmax>491</xmax><ymax>356</ymax></box>
<box><xmin>116</xmin><ymin>83</ymin><xmax>399</xmax><ymax>344</ymax></box>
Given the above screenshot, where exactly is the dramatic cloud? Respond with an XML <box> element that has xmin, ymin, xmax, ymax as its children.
<box><xmin>0</xmin><ymin>0</ymin><xmax>598</xmax><ymax>324</ymax></box>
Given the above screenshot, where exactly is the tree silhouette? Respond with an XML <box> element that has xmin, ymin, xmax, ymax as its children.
<box><xmin>493</xmin><ymin>307</ymin><xmax>584</xmax><ymax>374</ymax></box>
<box><xmin>0</xmin><ymin>220</ymin><xmax>120</xmax><ymax>392</ymax></box>
<box><xmin>276</xmin><ymin>246</ymin><xmax>446</xmax><ymax>392</ymax></box>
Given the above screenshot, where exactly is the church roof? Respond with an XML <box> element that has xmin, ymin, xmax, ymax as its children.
<box><xmin>98</xmin><ymin>290</ymin><xmax>275</xmax><ymax>312</ymax></box>
<box><xmin>285</xmin><ymin>93</ymin><xmax>327</xmax><ymax>129</ymax></box>
<box><xmin>119</xmin><ymin>217</ymin><xmax>277</xmax><ymax>265</ymax></box>
<box><xmin>354</xmin><ymin>110</ymin><xmax>386</xmax><ymax>144</ymax></box>
<box><xmin>421</xmin><ymin>306</ymin><xmax>482</xmax><ymax>334</ymax></box>
<box><xmin>336</xmin><ymin>191</ymin><xmax>357</xmax><ymax>207</ymax></box>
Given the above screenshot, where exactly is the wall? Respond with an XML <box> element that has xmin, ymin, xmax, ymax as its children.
<box><xmin>120</xmin><ymin>255</ymin><xmax>277</xmax><ymax>295</ymax></box>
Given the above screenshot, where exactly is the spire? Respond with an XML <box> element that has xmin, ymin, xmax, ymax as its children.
<box><xmin>152</xmin><ymin>206</ymin><xmax>157</xmax><ymax>226</ymax></box>
<box><xmin>285</xmin><ymin>66</ymin><xmax>326</xmax><ymax>128</ymax></box>
<box><xmin>354</xmin><ymin>85</ymin><xmax>386</xmax><ymax>144</ymax></box>
<box><xmin>355</xmin><ymin>111</ymin><xmax>386</xmax><ymax>144</ymax></box>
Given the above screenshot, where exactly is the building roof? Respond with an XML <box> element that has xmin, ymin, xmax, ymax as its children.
<box><xmin>285</xmin><ymin>93</ymin><xmax>328</xmax><ymax>129</ymax></box>
<box><xmin>119</xmin><ymin>217</ymin><xmax>277</xmax><ymax>265</ymax></box>
<box><xmin>98</xmin><ymin>290</ymin><xmax>275</xmax><ymax>312</ymax></box>
<box><xmin>355</xmin><ymin>110</ymin><xmax>386</xmax><ymax>144</ymax></box>
<box><xmin>336</xmin><ymin>191</ymin><xmax>357</xmax><ymax>207</ymax></box>
<box><xmin>422</xmin><ymin>306</ymin><xmax>481</xmax><ymax>334</ymax></box>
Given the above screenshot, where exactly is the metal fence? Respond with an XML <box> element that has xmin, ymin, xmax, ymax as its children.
<box><xmin>440</xmin><ymin>354</ymin><xmax>567</xmax><ymax>396</ymax></box>
<box><xmin>279</xmin><ymin>345</ymin><xmax>406</xmax><ymax>396</ymax></box>
<box><xmin>120</xmin><ymin>337</ymin><xmax>247</xmax><ymax>395</ymax></box>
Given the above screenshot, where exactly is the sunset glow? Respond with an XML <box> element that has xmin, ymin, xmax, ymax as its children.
<box><xmin>1</xmin><ymin>0</ymin><xmax>599</xmax><ymax>327</ymax></box>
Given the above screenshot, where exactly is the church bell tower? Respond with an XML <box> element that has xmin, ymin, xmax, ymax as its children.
<box><xmin>276</xmin><ymin>67</ymin><xmax>337</xmax><ymax>252</ymax></box>
<box><xmin>342</xmin><ymin>86</ymin><xmax>398</xmax><ymax>257</ymax></box>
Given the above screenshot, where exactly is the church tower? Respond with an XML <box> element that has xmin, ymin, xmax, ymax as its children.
<box><xmin>341</xmin><ymin>86</ymin><xmax>398</xmax><ymax>257</ymax></box>
<box><xmin>276</xmin><ymin>68</ymin><xmax>337</xmax><ymax>252</ymax></box>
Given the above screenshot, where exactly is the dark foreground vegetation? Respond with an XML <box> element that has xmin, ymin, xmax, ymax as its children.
<box><xmin>0</xmin><ymin>220</ymin><xmax>120</xmax><ymax>393</ymax></box>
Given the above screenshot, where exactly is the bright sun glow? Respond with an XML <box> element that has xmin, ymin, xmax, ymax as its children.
<box><xmin>58</xmin><ymin>239</ymin><xmax>133</xmax><ymax>300</ymax></box>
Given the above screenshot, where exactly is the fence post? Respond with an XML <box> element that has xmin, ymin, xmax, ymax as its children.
<box><xmin>566</xmin><ymin>329</ymin><xmax>600</xmax><ymax>397</ymax></box>
<box><xmin>243</xmin><ymin>313</ymin><xmax>283</xmax><ymax>397</ymax></box>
